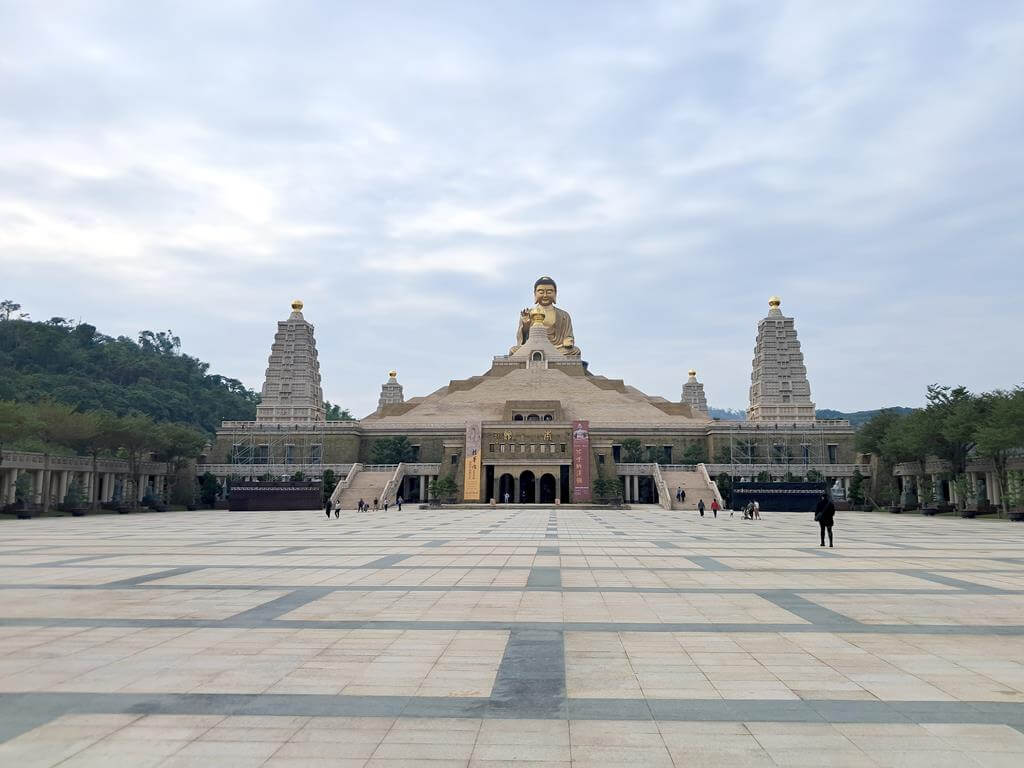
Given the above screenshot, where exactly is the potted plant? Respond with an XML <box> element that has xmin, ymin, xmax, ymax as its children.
<box><xmin>64</xmin><ymin>479</ymin><xmax>88</xmax><ymax>516</ymax></box>
<box><xmin>13</xmin><ymin>474</ymin><xmax>33</xmax><ymax>519</ymax></box>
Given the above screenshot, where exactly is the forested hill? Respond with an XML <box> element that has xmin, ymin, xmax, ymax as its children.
<box><xmin>0</xmin><ymin>317</ymin><xmax>258</xmax><ymax>433</ymax></box>
<box><xmin>709</xmin><ymin>406</ymin><xmax>915</xmax><ymax>426</ymax></box>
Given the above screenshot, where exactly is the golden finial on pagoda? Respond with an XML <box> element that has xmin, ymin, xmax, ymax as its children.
<box><xmin>688</xmin><ymin>369</ymin><xmax>697</xmax><ymax>377</ymax></box>
<box><xmin>388</xmin><ymin>369</ymin><xmax>397</xmax><ymax>378</ymax></box>
<box><xmin>291</xmin><ymin>299</ymin><xmax>304</xmax><ymax>311</ymax></box>
<box><xmin>768</xmin><ymin>295</ymin><xmax>781</xmax><ymax>308</ymax></box>
<box><xmin>530</xmin><ymin>305</ymin><xmax>546</xmax><ymax>325</ymax></box>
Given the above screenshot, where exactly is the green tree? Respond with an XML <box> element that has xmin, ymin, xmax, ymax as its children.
<box><xmin>155</xmin><ymin>422</ymin><xmax>206</xmax><ymax>506</ymax></box>
<box><xmin>369</xmin><ymin>436</ymin><xmax>416</xmax><ymax>464</ymax></box>
<box><xmin>848</xmin><ymin>468</ymin><xmax>865</xmax><ymax>506</ymax></box>
<box><xmin>0</xmin><ymin>299</ymin><xmax>22</xmax><ymax>321</ymax></box>
<box><xmin>321</xmin><ymin>468</ymin><xmax>337</xmax><ymax>502</ymax></box>
<box><xmin>682</xmin><ymin>443</ymin><xmax>708</xmax><ymax>464</ymax></box>
<box><xmin>0</xmin><ymin>401</ymin><xmax>40</xmax><ymax>469</ymax></box>
<box><xmin>591</xmin><ymin>467</ymin><xmax>621</xmax><ymax>503</ymax></box>
<box><xmin>856</xmin><ymin>409</ymin><xmax>908</xmax><ymax>456</ymax></box>
<box><xmin>14</xmin><ymin>473</ymin><xmax>31</xmax><ymax>504</ymax></box>
<box><xmin>324</xmin><ymin>401</ymin><xmax>355</xmax><ymax>421</ymax></box>
<box><xmin>104</xmin><ymin>413</ymin><xmax>161</xmax><ymax>509</ymax></box>
<box><xmin>428</xmin><ymin>474</ymin><xmax>458</xmax><ymax>502</ymax></box>
<box><xmin>199</xmin><ymin>472</ymin><xmax>221</xmax><ymax>507</ymax></box>
<box><xmin>620</xmin><ymin>438</ymin><xmax>644</xmax><ymax>463</ymax></box>
<box><xmin>927</xmin><ymin>384</ymin><xmax>984</xmax><ymax>479</ymax></box>
<box><xmin>975</xmin><ymin>388</ymin><xmax>1024</xmax><ymax>516</ymax></box>
<box><xmin>715</xmin><ymin>473</ymin><xmax>733</xmax><ymax>506</ymax></box>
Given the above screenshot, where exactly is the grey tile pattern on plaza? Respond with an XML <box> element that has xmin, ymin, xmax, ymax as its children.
<box><xmin>1</xmin><ymin>507</ymin><xmax>1024</xmax><ymax>766</ymax></box>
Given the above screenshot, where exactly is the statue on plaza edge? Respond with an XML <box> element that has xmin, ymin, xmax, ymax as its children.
<box><xmin>510</xmin><ymin>276</ymin><xmax>581</xmax><ymax>357</ymax></box>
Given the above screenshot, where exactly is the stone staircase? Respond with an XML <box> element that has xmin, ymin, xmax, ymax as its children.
<box><xmin>660</xmin><ymin>467</ymin><xmax>719</xmax><ymax>511</ymax></box>
<box><xmin>333</xmin><ymin>469</ymin><xmax>392</xmax><ymax>510</ymax></box>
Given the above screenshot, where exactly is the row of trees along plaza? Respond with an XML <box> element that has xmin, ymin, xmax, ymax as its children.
<box><xmin>855</xmin><ymin>385</ymin><xmax>1024</xmax><ymax>517</ymax></box>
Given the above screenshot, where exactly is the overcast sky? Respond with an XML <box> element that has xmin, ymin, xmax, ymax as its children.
<box><xmin>2</xmin><ymin>1</ymin><xmax>1022</xmax><ymax>418</ymax></box>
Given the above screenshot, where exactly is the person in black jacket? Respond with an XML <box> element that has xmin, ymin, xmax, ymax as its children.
<box><xmin>814</xmin><ymin>494</ymin><xmax>836</xmax><ymax>547</ymax></box>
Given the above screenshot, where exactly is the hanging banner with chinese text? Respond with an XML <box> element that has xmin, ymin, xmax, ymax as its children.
<box><xmin>463</xmin><ymin>421</ymin><xmax>482</xmax><ymax>501</ymax></box>
<box><xmin>571</xmin><ymin>420</ymin><xmax>591</xmax><ymax>502</ymax></box>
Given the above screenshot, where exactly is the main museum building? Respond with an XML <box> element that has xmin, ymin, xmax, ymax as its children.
<box><xmin>203</xmin><ymin>278</ymin><xmax>862</xmax><ymax>508</ymax></box>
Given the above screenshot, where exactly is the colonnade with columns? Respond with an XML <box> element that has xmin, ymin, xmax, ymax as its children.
<box><xmin>1</xmin><ymin>460</ymin><xmax>168</xmax><ymax>509</ymax></box>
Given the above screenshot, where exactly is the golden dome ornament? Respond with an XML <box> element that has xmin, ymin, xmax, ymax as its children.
<box><xmin>768</xmin><ymin>296</ymin><xmax>781</xmax><ymax>309</ymax></box>
<box><xmin>530</xmin><ymin>305</ymin><xmax>547</xmax><ymax>325</ymax></box>
<box><xmin>291</xmin><ymin>299</ymin><xmax>304</xmax><ymax>311</ymax></box>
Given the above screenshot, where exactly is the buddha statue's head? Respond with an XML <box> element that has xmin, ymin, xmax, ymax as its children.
<box><xmin>534</xmin><ymin>276</ymin><xmax>557</xmax><ymax>306</ymax></box>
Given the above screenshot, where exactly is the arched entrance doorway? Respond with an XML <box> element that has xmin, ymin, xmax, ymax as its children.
<box><xmin>519</xmin><ymin>470</ymin><xmax>536</xmax><ymax>503</ymax></box>
<box><xmin>498</xmin><ymin>473</ymin><xmax>515</xmax><ymax>503</ymax></box>
<box><xmin>539</xmin><ymin>473</ymin><xmax>556</xmax><ymax>504</ymax></box>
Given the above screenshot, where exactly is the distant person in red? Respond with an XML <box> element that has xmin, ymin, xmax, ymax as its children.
<box><xmin>710</xmin><ymin>499</ymin><xmax>720</xmax><ymax>518</ymax></box>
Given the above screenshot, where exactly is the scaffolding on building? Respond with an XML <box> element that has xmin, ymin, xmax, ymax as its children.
<box><xmin>221</xmin><ymin>422</ymin><xmax>330</xmax><ymax>479</ymax></box>
<box><xmin>721</xmin><ymin>422</ymin><xmax>839</xmax><ymax>478</ymax></box>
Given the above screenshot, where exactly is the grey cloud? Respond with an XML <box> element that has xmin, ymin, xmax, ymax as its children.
<box><xmin>1</xmin><ymin>0</ymin><xmax>1022</xmax><ymax>416</ymax></box>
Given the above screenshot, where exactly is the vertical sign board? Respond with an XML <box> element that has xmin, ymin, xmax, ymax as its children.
<box><xmin>464</xmin><ymin>421</ymin><xmax>482</xmax><ymax>501</ymax></box>
<box><xmin>571</xmin><ymin>420</ymin><xmax>592</xmax><ymax>502</ymax></box>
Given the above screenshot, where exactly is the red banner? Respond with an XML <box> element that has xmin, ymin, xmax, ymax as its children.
<box><xmin>571</xmin><ymin>420</ymin><xmax>591</xmax><ymax>502</ymax></box>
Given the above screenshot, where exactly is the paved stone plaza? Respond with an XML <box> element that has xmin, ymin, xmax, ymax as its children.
<box><xmin>1</xmin><ymin>507</ymin><xmax>1023</xmax><ymax>767</ymax></box>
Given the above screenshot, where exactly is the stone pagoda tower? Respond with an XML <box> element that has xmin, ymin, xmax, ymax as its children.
<box><xmin>747</xmin><ymin>296</ymin><xmax>816</xmax><ymax>423</ymax></box>
<box><xmin>377</xmin><ymin>370</ymin><xmax>404</xmax><ymax>410</ymax></box>
<box><xmin>681</xmin><ymin>369</ymin><xmax>709</xmax><ymax>417</ymax></box>
<box><xmin>255</xmin><ymin>300</ymin><xmax>326</xmax><ymax>423</ymax></box>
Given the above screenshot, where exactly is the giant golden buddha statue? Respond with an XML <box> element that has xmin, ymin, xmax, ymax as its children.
<box><xmin>510</xmin><ymin>276</ymin><xmax>581</xmax><ymax>357</ymax></box>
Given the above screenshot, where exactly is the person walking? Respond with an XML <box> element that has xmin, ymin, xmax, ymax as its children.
<box><xmin>373</xmin><ymin>498</ymin><xmax>379</xmax><ymax>511</ymax></box>
<box><xmin>680</xmin><ymin>488</ymin><xmax>686</xmax><ymax>504</ymax></box>
<box><xmin>358</xmin><ymin>498</ymin><xmax>365</xmax><ymax>513</ymax></box>
<box><xmin>383</xmin><ymin>500</ymin><xmax>389</xmax><ymax>512</ymax></box>
<box><xmin>503</xmin><ymin>491</ymin><xmax>510</xmax><ymax>504</ymax></box>
<box><xmin>397</xmin><ymin>495</ymin><xmax>403</xmax><ymax>511</ymax></box>
<box><xmin>753</xmin><ymin>500</ymin><xmax>761</xmax><ymax>520</ymax></box>
<box><xmin>698</xmin><ymin>499</ymin><xmax>705</xmax><ymax>517</ymax></box>
<box><xmin>676</xmin><ymin>486</ymin><xmax>682</xmax><ymax>502</ymax></box>
<box><xmin>710</xmin><ymin>498</ymin><xmax>720</xmax><ymax>518</ymax></box>
<box><xmin>325</xmin><ymin>498</ymin><xmax>332</xmax><ymax>519</ymax></box>
<box><xmin>334</xmin><ymin>504</ymin><xmax>339</xmax><ymax>519</ymax></box>
<box><xmin>814</xmin><ymin>494</ymin><xmax>836</xmax><ymax>547</ymax></box>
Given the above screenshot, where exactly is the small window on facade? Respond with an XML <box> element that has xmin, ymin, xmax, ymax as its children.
<box><xmin>532</xmin><ymin>351</ymin><xmax>543</xmax><ymax>361</ymax></box>
<box><xmin>543</xmin><ymin>414</ymin><xmax>553</xmax><ymax>421</ymax></box>
<box><xmin>560</xmin><ymin>443</ymin><xmax>566</xmax><ymax>453</ymax></box>
<box><xmin>451</xmin><ymin>454</ymin><xmax>459</xmax><ymax>465</ymax></box>
<box><xmin>527</xmin><ymin>414</ymin><xmax>540</xmax><ymax>421</ymax></box>
<box><xmin>513</xmin><ymin>414</ymin><xmax>524</xmax><ymax>421</ymax></box>
<box><xmin>598</xmin><ymin>454</ymin><xmax>605</xmax><ymax>465</ymax></box>
<box><xmin>612</xmin><ymin>445</ymin><xmax>621</xmax><ymax>462</ymax></box>
<box><xmin>500</xmin><ymin>444</ymin><xmax>506</xmax><ymax>453</ymax></box>
<box><xmin>828</xmin><ymin>444</ymin><xmax>839</xmax><ymax>464</ymax></box>
<box><xmin>519</xmin><ymin>444</ymin><xmax>526</xmax><ymax>453</ymax></box>
<box><xmin>489</xmin><ymin>444</ymin><xmax>495</xmax><ymax>453</ymax></box>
